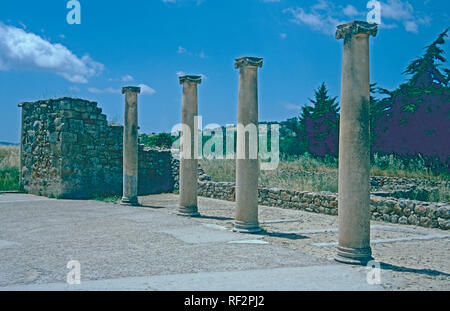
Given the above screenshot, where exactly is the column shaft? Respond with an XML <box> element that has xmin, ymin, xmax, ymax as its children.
<box><xmin>234</xmin><ymin>57</ymin><xmax>263</xmax><ymax>233</ymax></box>
<box><xmin>178</xmin><ymin>76</ymin><xmax>202</xmax><ymax>217</ymax></box>
<box><xmin>335</xmin><ymin>21</ymin><xmax>377</xmax><ymax>265</ymax></box>
<box><xmin>121</xmin><ymin>87</ymin><xmax>140</xmax><ymax>206</ymax></box>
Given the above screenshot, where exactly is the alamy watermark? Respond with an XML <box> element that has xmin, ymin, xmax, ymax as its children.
<box><xmin>66</xmin><ymin>0</ymin><xmax>81</xmax><ymax>25</ymax></box>
<box><xmin>67</xmin><ymin>260</ymin><xmax>81</xmax><ymax>285</ymax></box>
<box><xmin>367</xmin><ymin>0</ymin><xmax>382</xmax><ymax>25</ymax></box>
<box><xmin>171</xmin><ymin>117</ymin><xmax>280</xmax><ymax>171</ymax></box>
<box><xmin>366</xmin><ymin>260</ymin><xmax>382</xmax><ymax>285</ymax></box>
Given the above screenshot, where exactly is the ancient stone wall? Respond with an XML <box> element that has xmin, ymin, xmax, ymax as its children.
<box><xmin>19</xmin><ymin>98</ymin><xmax>174</xmax><ymax>199</ymax></box>
<box><xmin>196</xmin><ymin>180</ymin><xmax>450</xmax><ymax>230</ymax></box>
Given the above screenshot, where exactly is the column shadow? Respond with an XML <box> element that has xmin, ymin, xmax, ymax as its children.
<box><xmin>379</xmin><ymin>262</ymin><xmax>450</xmax><ymax>277</ymax></box>
<box><xmin>256</xmin><ymin>231</ymin><xmax>309</xmax><ymax>240</ymax></box>
<box><xmin>197</xmin><ymin>215</ymin><xmax>234</xmax><ymax>221</ymax></box>
<box><xmin>139</xmin><ymin>204</ymin><xmax>167</xmax><ymax>209</ymax></box>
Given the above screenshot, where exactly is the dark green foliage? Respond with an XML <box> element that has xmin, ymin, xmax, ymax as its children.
<box><xmin>298</xmin><ymin>82</ymin><xmax>340</xmax><ymax>157</ymax></box>
<box><xmin>139</xmin><ymin>133</ymin><xmax>176</xmax><ymax>149</ymax></box>
<box><xmin>0</xmin><ymin>167</ymin><xmax>19</xmax><ymax>191</ymax></box>
<box><xmin>278</xmin><ymin>118</ymin><xmax>307</xmax><ymax>156</ymax></box>
<box><xmin>372</xmin><ymin>29</ymin><xmax>450</xmax><ymax>168</ymax></box>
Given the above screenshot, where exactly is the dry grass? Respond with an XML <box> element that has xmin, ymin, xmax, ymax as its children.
<box><xmin>200</xmin><ymin>153</ymin><xmax>449</xmax><ymax>202</ymax></box>
<box><xmin>0</xmin><ymin>146</ymin><xmax>20</xmax><ymax>191</ymax></box>
<box><xmin>0</xmin><ymin>146</ymin><xmax>19</xmax><ymax>169</ymax></box>
<box><xmin>199</xmin><ymin>157</ymin><xmax>338</xmax><ymax>193</ymax></box>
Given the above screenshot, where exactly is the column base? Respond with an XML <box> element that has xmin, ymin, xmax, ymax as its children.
<box><xmin>178</xmin><ymin>206</ymin><xmax>200</xmax><ymax>217</ymax></box>
<box><xmin>335</xmin><ymin>245</ymin><xmax>373</xmax><ymax>266</ymax></box>
<box><xmin>233</xmin><ymin>220</ymin><xmax>261</xmax><ymax>234</ymax></box>
<box><xmin>121</xmin><ymin>197</ymin><xmax>140</xmax><ymax>206</ymax></box>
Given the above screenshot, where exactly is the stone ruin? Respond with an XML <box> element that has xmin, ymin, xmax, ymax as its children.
<box><xmin>15</xmin><ymin>21</ymin><xmax>450</xmax><ymax>267</ymax></box>
<box><xmin>18</xmin><ymin>98</ymin><xmax>175</xmax><ymax>199</ymax></box>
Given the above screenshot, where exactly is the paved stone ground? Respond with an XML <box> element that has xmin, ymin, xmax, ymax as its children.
<box><xmin>0</xmin><ymin>193</ymin><xmax>448</xmax><ymax>291</ymax></box>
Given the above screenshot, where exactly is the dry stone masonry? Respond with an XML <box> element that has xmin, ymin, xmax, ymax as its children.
<box><xmin>196</xmin><ymin>180</ymin><xmax>450</xmax><ymax>230</ymax></box>
<box><xmin>18</xmin><ymin>98</ymin><xmax>174</xmax><ymax>199</ymax></box>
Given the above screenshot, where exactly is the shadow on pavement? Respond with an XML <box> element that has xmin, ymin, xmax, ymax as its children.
<box><xmin>380</xmin><ymin>262</ymin><xmax>450</xmax><ymax>277</ymax></box>
<box><xmin>197</xmin><ymin>215</ymin><xmax>234</xmax><ymax>221</ymax></box>
<box><xmin>139</xmin><ymin>205</ymin><xmax>167</xmax><ymax>209</ymax></box>
<box><xmin>257</xmin><ymin>231</ymin><xmax>309</xmax><ymax>240</ymax></box>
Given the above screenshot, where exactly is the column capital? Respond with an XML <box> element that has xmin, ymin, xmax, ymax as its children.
<box><xmin>122</xmin><ymin>86</ymin><xmax>141</xmax><ymax>94</ymax></box>
<box><xmin>336</xmin><ymin>21</ymin><xmax>378</xmax><ymax>40</ymax></box>
<box><xmin>179</xmin><ymin>75</ymin><xmax>202</xmax><ymax>85</ymax></box>
<box><xmin>235</xmin><ymin>57</ymin><xmax>263</xmax><ymax>69</ymax></box>
<box><xmin>18</xmin><ymin>101</ymin><xmax>31</xmax><ymax>108</ymax></box>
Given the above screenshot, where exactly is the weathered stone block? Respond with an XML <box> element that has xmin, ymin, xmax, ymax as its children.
<box><xmin>407</xmin><ymin>215</ymin><xmax>419</xmax><ymax>225</ymax></box>
<box><xmin>398</xmin><ymin>216</ymin><xmax>408</xmax><ymax>225</ymax></box>
<box><xmin>438</xmin><ymin>218</ymin><xmax>450</xmax><ymax>230</ymax></box>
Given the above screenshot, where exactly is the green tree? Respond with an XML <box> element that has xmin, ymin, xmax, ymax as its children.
<box><xmin>299</xmin><ymin>83</ymin><xmax>340</xmax><ymax>157</ymax></box>
<box><xmin>372</xmin><ymin>28</ymin><xmax>450</xmax><ymax>167</ymax></box>
<box><xmin>139</xmin><ymin>133</ymin><xmax>176</xmax><ymax>149</ymax></box>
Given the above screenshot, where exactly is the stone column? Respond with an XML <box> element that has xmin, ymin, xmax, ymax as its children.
<box><xmin>178</xmin><ymin>75</ymin><xmax>202</xmax><ymax>217</ymax></box>
<box><xmin>335</xmin><ymin>21</ymin><xmax>378</xmax><ymax>265</ymax></box>
<box><xmin>121</xmin><ymin>86</ymin><xmax>141</xmax><ymax>206</ymax></box>
<box><xmin>18</xmin><ymin>102</ymin><xmax>25</xmax><ymax>192</ymax></box>
<box><xmin>233</xmin><ymin>57</ymin><xmax>263</xmax><ymax>233</ymax></box>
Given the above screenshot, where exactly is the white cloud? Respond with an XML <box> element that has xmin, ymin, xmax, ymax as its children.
<box><xmin>381</xmin><ymin>0</ymin><xmax>414</xmax><ymax>21</ymax></box>
<box><xmin>177</xmin><ymin>46</ymin><xmax>187</xmax><ymax>54</ymax></box>
<box><xmin>380</xmin><ymin>0</ymin><xmax>430</xmax><ymax>33</ymax></box>
<box><xmin>342</xmin><ymin>5</ymin><xmax>360</xmax><ymax>17</ymax></box>
<box><xmin>88</xmin><ymin>84</ymin><xmax>155</xmax><ymax>95</ymax></box>
<box><xmin>285</xmin><ymin>0</ymin><xmax>429</xmax><ymax>35</ymax></box>
<box><xmin>176</xmin><ymin>71</ymin><xmax>207</xmax><ymax>81</ymax></box>
<box><xmin>403</xmin><ymin>20</ymin><xmax>418</xmax><ymax>33</ymax></box>
<box><xmin>284</xmin><ymin>6</ymin><xmax>343</xmax><ymax>36</ymax></box>
<box><xmin>121</xmin><ymin>74</ymin><xmax>134</xmax><ymax>82</ymax></box>
<box><xmin>280</xmin><ymin>33</ymin><xmax>287</xmax><ymax>39</ymax></box>
<box><xmin>88</xmin><ymin>87</ymin><xmax>121</xmax><ymax>94</ymax></box>
<box><xmin>177</xmin><ymin>46</ymin><xmax>205</xmax><ymax>58</ymax></box>
<box><xmin>312</xmin><ymin>0</ymin><xmax>329</xmax><ymax>11</ymax></box>
<box><xmin>0</xmin><ymin>23</ymin><xmax>103</xmax><ymax>83</ymax></box>
<box><xmin>284</xmin><ymin>103</ymin><xmax>303</xmax><ymax>111</ymax></box>
<box><xmin>138</xmin><ymin>83</ymin><xmax>156</xmax><ymax>95</ymax></box>
<box><xmin>68</xmin><ymin>86</ymin><xmax>80</xmax><ymax>92</ymax></box>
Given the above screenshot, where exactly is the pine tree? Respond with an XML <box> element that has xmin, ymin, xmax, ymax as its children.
<box><xmin>404</xmin><ymin>28</ymin><xmax>449</xmax><ymax>88</ymax></box>
<box><xmin>299</xmin><ymin>83</ymin><xmax>340</xmax><ymax>157</ymax></box>
<box><xmin>372</xmin><ymin>29</ymin><xmax>450</xmax><ymax>167</ymax></box>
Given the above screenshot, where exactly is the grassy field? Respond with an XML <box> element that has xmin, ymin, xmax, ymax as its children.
<box><xmin>0</xmin><ymin>146</ymin><xmax>20</xmax><ymax>191</ymax></box>
<box><xmin>1</xmin><ymin>145</ymin><xmax>448</xmax><ymax>202</ymax></box>
<box><xmin>200</xmin><ymin>153</ymin><xmax>450</xmax><ymax>203</ymax></box>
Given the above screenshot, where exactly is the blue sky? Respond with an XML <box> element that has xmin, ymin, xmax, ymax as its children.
<box><xmin>0</xmin><ymin>0</ymin><xmax>449</xmax><ymax>143</ymax></box>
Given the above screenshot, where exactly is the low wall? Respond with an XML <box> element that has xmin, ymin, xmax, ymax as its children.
<box><xmin>197</xmin><ymin>181</ymin><xmax>450</xmax><ymax>230</ymax></box>
<box><xmin>372</xmin><ymin>176</ymin><xmax>450</xmax><ymax>189</ymax></box>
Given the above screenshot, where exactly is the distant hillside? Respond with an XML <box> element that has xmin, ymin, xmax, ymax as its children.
<box><xmin>0</xmin><ymin>142</ymin><xmax>19</xmax><ymax>146</ymax></box>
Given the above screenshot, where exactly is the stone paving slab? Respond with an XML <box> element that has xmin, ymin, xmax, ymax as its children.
<box><xmin>143</xmin><ymin>194</ymin><xmax>450</xmax><ymax>291</ymax></box>
<box><xmin>0</xmin><ymin>193</ymin><xmax>366</xmax><ymax>291</ymax></box>
<box><xmin>1</xmin><ymin>266</ymin><xmax>380</xmax><ymax>291</ymax></box>
<box><xmin>0</xmin><ymin>193</ymin><xmax>448</xmax><ymax>291</ymax></box>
